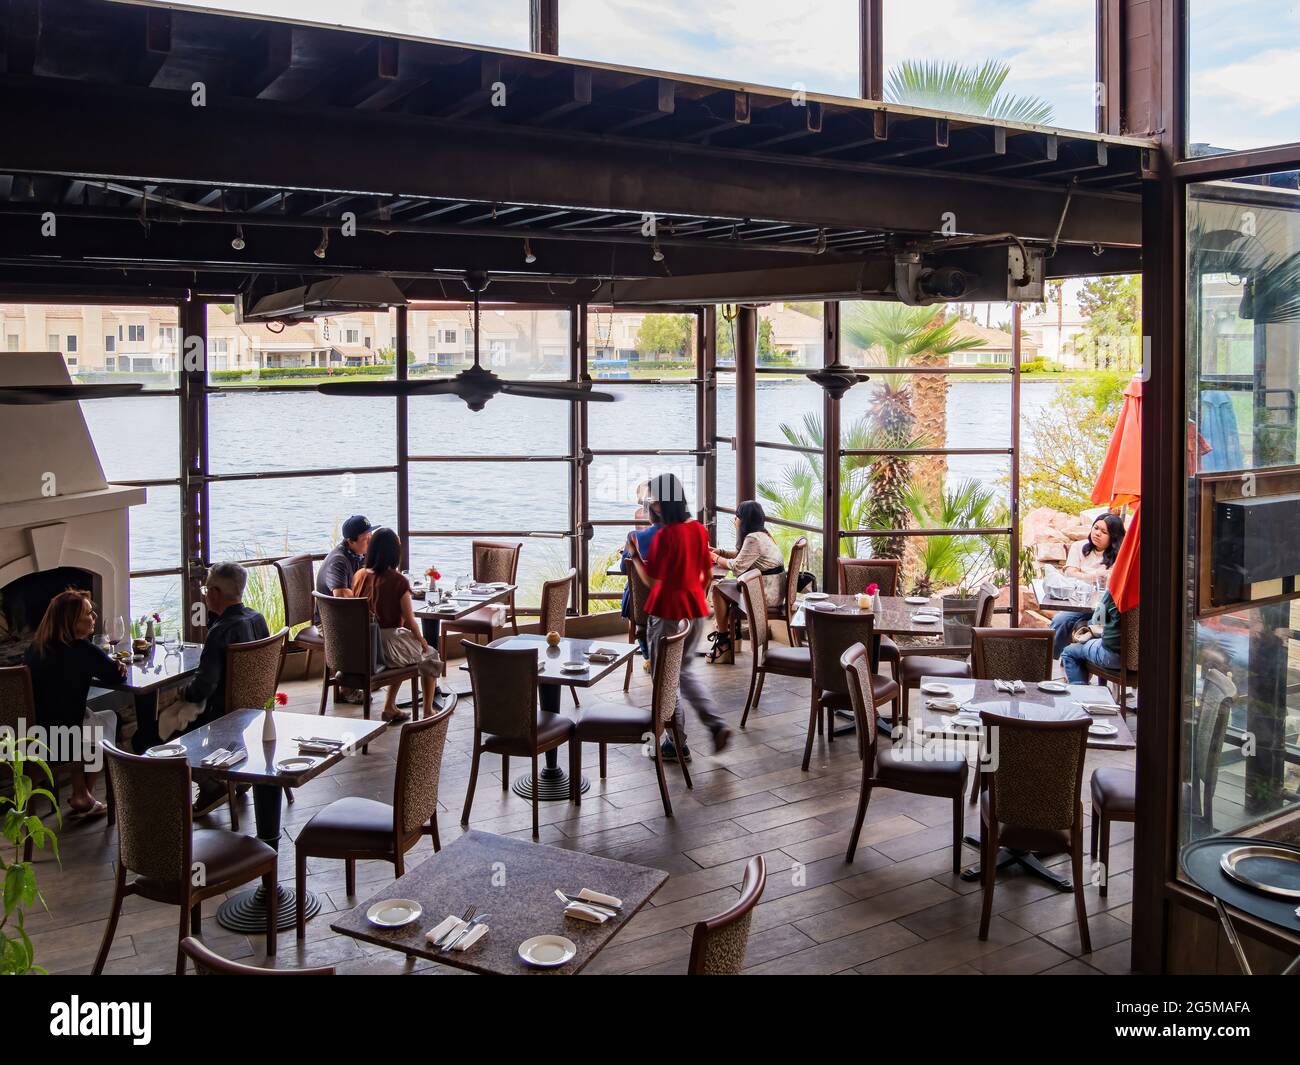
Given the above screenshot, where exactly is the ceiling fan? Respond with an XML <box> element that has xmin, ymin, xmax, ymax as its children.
<box><xmin>0</xmin><ymin>383</ymin><xmax>146</xmax><ymax>405</ymax></box>
<box><xmin>316</xmin><ymin>271</ymin><xmax>617</xmax><ymax>411</ymax></box>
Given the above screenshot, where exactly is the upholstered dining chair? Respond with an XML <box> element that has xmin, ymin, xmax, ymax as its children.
<box><xmin>686</xmin><ymin>855</ymin><xmax>767</xmax><ymax>975</ymax></box>
<box><xmin>976</xmin><ymin>708</ymin><xmax>1092</xmax><ymax>953</ymax></box>
<box><xmin>94</xmin><ymin>741</ymin><xmax>278</xmax><ymax>976</ymax></box>
<box><xmin>1188</xmin><ymin>667</ymin><xmax>1236</xmax><ymax>831</ymax></box>
<box><xmin>273</xmin><ymin>552</ymin><xmax>325</xmax><ymax>668</ymax></box>
<box><xmin>572</xmin><ymin>621</ymin><xmax>691</xmax><ymax>817</ymax></box>
<box><xmin>1089</xmin><ymin>767</ymin><xmax>1134</xmax><ymax>897</ymax></box>
<box><xmin>769</xmin><ymin>536</ymin><xmax>808</xmax><ymax>645</ymax></box>
<box><xmin>438</xmin><ymin>539</ymin><xmax>522</xmax><ymax>663</ymax></box>
<box><xmin>971</xmin><ymin>627</ymin><xmax>1054</xmax><ymax>684</ymax></box>
<box><xmin>898</xmin><ymin>584</ymin><xmax>997</xmax><ymax>727</ymax></box>
<box><xmin>802</xmin><ymin>606</ymin><xmax>900</xmax><ymax>771</ymax></box>
<box><xmin>294</xmin><ymin>704</ymin><xmax>454</xmax><ymax>936</ymax></box>
<box><xmin>837</xmin><ymin>556</ymin><xmax>904</xmax><ymax>678</ymax></box>
<box><xmin>180</xmin><ymin>937</ymin><xmax>335</xmax><ymax>975</ymax></box>
<box><xmin>461</xmin><ymin>639</ymin><xmax>576</xmax><ymax>838</ymax></box>
<box><xmin>539</xmin><ymin>568</ymin><xmax>581</xmax><ymax>707</ymax></box>
<box><xmin>221</xmin><ymin>626</ymin><xmax>288</xmax><ymax>830</ymax></box>
<box><xmin>624</xmin><ymin>561</ymin><xmax>652</xmax><ymax>691</ymax></box>
<box><xmin>737</xmin><ymin>569</ymin><xmax>810</xmax><ymax>729</ymax></box>
<box><xmin>313</xmin><ymin>592</ymin><xmax>421</xmax><ymax>740</ymax></box>
<box><xmin>1083</xmin><ymin>605</ymin><xmax>1140</xmax><ymax>718</ymax></box>
<box><xmin>842</xmin><ymin>643</ymin><xmax>969</xmax><ymax>870</ymax></box>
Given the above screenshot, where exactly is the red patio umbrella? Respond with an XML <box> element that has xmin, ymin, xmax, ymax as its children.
<box><xmin>1093</xmin><ymin>376</ymin><xmax>1142</xmax><ymax>611</ymax></box>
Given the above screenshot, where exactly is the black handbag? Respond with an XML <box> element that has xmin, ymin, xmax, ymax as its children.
<box><xmin>796</xmin><ymin>571</ymin><xmax>818</xmax><ymax>593</ymax></box>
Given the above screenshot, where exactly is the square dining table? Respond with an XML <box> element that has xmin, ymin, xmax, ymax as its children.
<box><xmin>462</xmin><ymin>634</ymin><xmax>636</xmax><ymax>801</ymax></box>
<box><xmin>166</xmin><ymin>707</ymin><xmax>388</xmax><ymax>933</ymax></box>
<box><xmin>331</xmin><ymin>829</ymin><xmax>668</xmax><ymax>975</ymax></box>
<box><xmin>104</xmin><ymin>642</ymin><xmax>203</xmax><ymax>752</ymax></box>
<box><xmin>1031</xmin><ymin>578</ymin><xmax>1101</xmax><ymax>616</ymax></box>
<box><xmin>413</xmin><ymin>581</ymin><xmax>516</xmax><ymax>694</ymax></box>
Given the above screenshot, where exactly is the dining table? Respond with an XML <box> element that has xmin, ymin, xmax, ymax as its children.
<box><xmin>1032</xmin><ymin>577</ymin><xmax>1100</xmax><ymax>615</ymax></box>
<box><xmin>104</xmin><ymin>641</ymin><xmax>203</xmax><ymax>752</ymax></box>
<box><xmin>411</xmin><ymin>579</ymin><xmax>516</xmax><ymax>696</ymax></box>
<box><xmin>911</xmin><ymin>676</ymin><xmax>1135</xmax><ymax>891</ymax></box>
<box><xmin>331</xmin><ymin>829</ymin><xmax>668</xmax><ymax>975</ymax></box>
<box><xmin>165</xmin><ymin>707</ymin><xmax>388</xmax><ymax>933</ymax></box>
<box><xmin>462</xmin><ymin>634</ymin><xmax>635</xmax><ymax>801</ymax></box>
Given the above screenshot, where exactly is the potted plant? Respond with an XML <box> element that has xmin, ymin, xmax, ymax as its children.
<box><xmin>1</xmin><ymin>737</ymin><xmax>59</xmax><ymax>974</ymax></box>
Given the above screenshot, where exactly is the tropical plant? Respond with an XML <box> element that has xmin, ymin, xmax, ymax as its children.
<box><xmin>905</xmin><ymin>478</ymin><xmax>1009</xmax><ymax>597</ymax></box>
<box><xmin>1</xmin><ymin>739</ymin><xmax>58</xmax><ymax>974</ymax></box>
<box><xmin>885</xmin><ymin>59</ymin><xmax>1055</xmax><ymax>125</ymax></box>
<box><xmin>1068</xmin><ymin>275</ymin><xmax>1142</xmax><ymax>371</ymax></box>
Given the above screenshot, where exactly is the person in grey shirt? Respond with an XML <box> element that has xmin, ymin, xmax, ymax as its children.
<box><xmin>314</xmin><ymin>514</ymin><xmax>374</xmax><ymax>623</ymax></box>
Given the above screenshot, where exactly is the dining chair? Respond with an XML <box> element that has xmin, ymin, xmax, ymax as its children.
<box><xmin>970</xmin><ymin>627</ymin><xmax>1053</xmax><ymax>683</ymax></box>
<box><xmin>837</xmin><ymin>556</ymin><xmax>904</xmax><ymax>675</ymax></box>
<box><xmin>737</xmin><ymin>569</ymin><xmax>810</xmax><ymax>729</ymax></box>
<box><xmin>1082</xmin><ymin>605</ymin><xmax>1139</xmax><ymax>718</ymax></box>
<box><xmin>976</xmin><ymin>708</ymin><xmax>1091</xmax><ymax>953</ymax></box>
<box><xmin>294</xmin><ymin>704</ymin><xmax>454</xmax><ymax>936</ymax></box>
<box><xmin>221</xmin><ymin>626</ymin><xmax>288</xmax><ymax>831</ymax></box>
<box><xmin>623</xmin><ymin>561</ymin><xmax>652</xmax><ymax>691</ymax></box>
<box><xmin>461</xmin><ymin>639</ymin><xmax>576</xmax><ymax>839</ymax></box>
<box><xmin>313</xmin><ymin>592</ymin><xmax>421</xmax><ymax>740</ymax></box>
<box><xmin>898</xmin><ymin>584</ymin><xmax>997</xmax><ymax>726</ymax></box>
<box><xmin>1089</xmin><ymin>767</ymin><xmax>1134</xmax><ymax>897</ymax></box>
<box><xmin>802</xmin><ymin>607</ymin><xmax>900</xmax><ymax>771</ymax></box>
<box><xmin>94</xmin><ymin>741</ymin><xmax>278</xmax><ymax>976</ymax></box>
<box><xmin>180</xmin><ymin>936</ymin><xmax>335</xmax><ymax>975</ymax></box>
<box><xmin>0</xmin><ymin>665</ymin><xmax>49</xmax><ymax>862</ymax></box>
<box><xmin>686</xmin><ymin>855</ymin><xmax>767</xmax><ymax>975</ymax></box>
<box><xmin>769</xmin><ymin>536</ymin><xmax>808</xmax><ymax>645</ymax></box>
<box><xmin>273</xmin><ymin>552</ymin><xmax>326</xmax><ymax>668</ymax></box>
<box><xmin>437</xmin><ymin>539</ymin><xmax>522</xmax><ymax>664</ymax></box>
<box><xmin>842</xmin><ymin>643</ymin><xmax>969</xmax><ymax>870</ymax></box>
<box><xmin>1188</xmin><ymin>667</ymin><xmax>1236</xmax><ymax>831</ymax></box>
<box><xmin>539</xmin><ymin>567</ymin><xmax>581</xmax><ymax>707</ymax></box>
<box><xmin>572</xmin><ymin>622</ymin><xmax>691</xmax><ymax>817</ymax></box>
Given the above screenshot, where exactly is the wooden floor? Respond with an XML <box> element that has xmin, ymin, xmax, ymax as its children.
<box><xmin>29</xmin><ymin>641</ymin><xmax>1136</xmax><ymax>976</ymax></box>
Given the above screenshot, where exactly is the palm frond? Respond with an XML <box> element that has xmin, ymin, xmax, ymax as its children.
<box><xmin>885</xmin><ymin>59</ymin><xmax>1055</xmax><ymax>126</ymax></box>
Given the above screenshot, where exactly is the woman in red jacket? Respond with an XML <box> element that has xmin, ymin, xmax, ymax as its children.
<box><xmin>626</xmin><ymin>472</ymin><xmax>732</xmax><ymax>762</ymax></box>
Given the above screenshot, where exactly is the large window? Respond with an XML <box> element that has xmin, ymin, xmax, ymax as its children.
<box><xmin>883</xmin><ymin>0</ymin><xmax>1097</xmax><ymax>132</ymax></box>
<box><xmin>1188</xmin><ymin>1</ymin><xmax>1300</xmax><ymax>156</ymax></box>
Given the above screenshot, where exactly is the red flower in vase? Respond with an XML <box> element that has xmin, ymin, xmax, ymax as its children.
<box><xmin>865</xmin><ymin>583</ymin><xmax>879</xmax><ymax>596</ymax></box>
<box><xmin>425</xmin><ymin>566</ymin><xmax>441</xmax><ymax>580</ymax></box>
<box><xmin>274</xmin><ymin>691</ymin><xmax>289</xmax><ymax>706</ymax></box>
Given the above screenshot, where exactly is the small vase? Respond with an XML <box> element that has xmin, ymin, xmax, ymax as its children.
<box><xmin>145</xmin><ymin>619</ymin><xmax>155</xmax><ymax>643</ymax></box>
<box><xmin>872</xmin><ymin>592</ymin><xmax>881</xmax><ymax>613</ymax></box>
<box><xmin>262</xmin><ymin>708</ymin><xmax>277</xmax><ymax>744</ymax></box>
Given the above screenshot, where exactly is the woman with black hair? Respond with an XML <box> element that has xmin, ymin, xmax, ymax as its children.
<box><xmin>350</xmin><ymin>526</ymin><xmax>443</xmax><ymax>722</ymax></box>
<box><xmin>626</xmin><ymin>472</ymin><xmax>732</xmax><ymax>761</ymax></box>
<box><xmin>1050</xmin><ymin>512</ymin><xmax>1126</xmax><ymax>659</ymax></box>
<box><xmin>707</xmin><ymin>499</ymin><xmax>783</xmax><ymax>660</ymax></box>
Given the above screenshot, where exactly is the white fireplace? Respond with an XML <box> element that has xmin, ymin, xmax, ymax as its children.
<box><xmin>0</xmin><ymin>353</ymin><xmax>145</xmax><ymax>661</ymax></box>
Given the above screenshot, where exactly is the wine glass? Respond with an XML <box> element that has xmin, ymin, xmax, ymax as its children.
<box><xmin>109</xmin><ymin>616</ymin><xmax>127</xmax><ymax>652</ymax></box>
<box><xmin>157</xmin><ymin>629</ymin><xmax>177</xmax><ymax>657</ymax></box>
<box><xmin>455</xmin><ymin>573</ymin><xmax>471</xmax><ymax>596</ymax></box>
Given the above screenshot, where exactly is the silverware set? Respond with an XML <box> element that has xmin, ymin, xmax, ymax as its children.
<box><xmin>993</xmin><ymin>679</ymin><xmax>1026</xmax><ymax>694</ymax></box>
<box><xmin>433</xmin><ymin>905</ymin><xmax>491</xmax><ymax>952</ymax></box>
<box><xmin>554</xmin><ymin>889</ymin><xmax>620</xmax><ymax>917</ymax></box>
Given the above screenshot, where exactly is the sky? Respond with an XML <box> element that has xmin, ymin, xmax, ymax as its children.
<box><xmin>149</xmin><ymin>1</ymin><xmax>1300</xmax><ymax>149</ymax></box>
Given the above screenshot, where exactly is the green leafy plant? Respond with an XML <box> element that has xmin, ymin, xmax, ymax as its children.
<box><xmin>905</xmin><ymin>478</ymin><xmax>1009</xmax><ymax>597</ymax></box>
<box><xmin>1021</xmin><ymin>372</ymin><xmax>1127</xmax><ymax>513</ymax></box>
<box><xmin>1</xmin><ymin>740</ymin><xmax>59</xmax><ymax>975</ymax></box>
<box><xmin>885</xmin><ymin>59</ymin><xmax>1055</xmax><ymax>125</ymax></box>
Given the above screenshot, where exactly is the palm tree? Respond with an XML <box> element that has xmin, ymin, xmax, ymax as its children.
<box><xmin>842</xmin><ymin>304</ymin><xmax>985</xmax><ymax>558</ymax></box>
<box><xmin>906</xmin><ymin>479</ymin><xmax>1010</xmax><ymax>597</ymax></box>
<box><xmin>885</xmin><ymin>59</ymin><xmax>1055</xmax><ymax>125</ymax></box>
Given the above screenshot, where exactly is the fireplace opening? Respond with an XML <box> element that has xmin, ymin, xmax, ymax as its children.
<box><xmin>0</xmin><ymin>567</ymin><xmax>102</xmax><ymax>666</ymax></box>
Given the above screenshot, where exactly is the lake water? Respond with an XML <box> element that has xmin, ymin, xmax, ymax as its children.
<box><xmin>79</xmin><ymin>378</ymin><xmax>1068</xmax><ymax>617</ymax></box>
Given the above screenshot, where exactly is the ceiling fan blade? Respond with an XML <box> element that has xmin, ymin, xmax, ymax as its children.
<box><xmin>498</xmin><ymin>382</ymin><xmax>617</xmax><ymax>403</ymax></box>
<box><xmin>0</xmin><ymin>383</ymin><xmax>146</xmax><ymax>405</ymax></box>
<box><xmin>315</xmin><ymin>378</ymin><xmax>460</xmax><ymax>398</ymax></box>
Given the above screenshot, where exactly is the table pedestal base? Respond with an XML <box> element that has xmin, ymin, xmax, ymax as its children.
<box><xmin>959</xmin><ymin>833</ymin><xmax>1073</xmax><ymax>891</ymax></box>
<box><xmin>513</xmin><ymin>767</ymin><xmax>590</xmax><ymax>802</ymax></box>
<box><xmin>217</xmin><ymin>883</ymin><xmax>319</xmax><ymax>933</ymax></box>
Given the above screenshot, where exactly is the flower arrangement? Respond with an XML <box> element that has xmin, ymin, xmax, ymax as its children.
<box><xmin>424</xmin><ymin>565</ymin><xmax>441</xmax><ymax>581</ymax></box>
<box><xmin>263</xmin><ymin>691</ymin><xmax>289</xmax><ymax>711</ymax></box>
<box><xmin>865</xmin><ymin>583</ymin><xmax>879</xmax><ymax>597</ymax></box>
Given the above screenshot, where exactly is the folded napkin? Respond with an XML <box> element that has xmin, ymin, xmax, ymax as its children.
<box><xmin>584</xmin><ymin>650</ymin><xmax>617</xmax><ymax>664</ymax></box>
<box><xmin>200</xmin><ymin>747</ymin><xmax>230</xmax><ymax>767</ymax></box>
<box><xmin>1076</xmin><ymin>701</ymin><xmax>1120</xmax><ymax>716</ymax></box>
<box><xmin>297</xmin><ymin>742</ymin><xmax>337</xmax><ymax>755</ymax></box>
<box><xmin>564</xmin><ymin>902</ymin><xmax>611</xmax><ymax>924</ymax></box>
<box><xmin>926</xmin><ymin>698</ymin><xmax>961</xmax><ymax>712</ymax></box>
<box><xmin>425</xmin><ymin>914</ymin><xmax>488</xmax><ymax>951</ymax></box>
<box><xmin>575</xmin><ymin>888</ymin><xmax>622</xmax><ymax>909</ymax></box>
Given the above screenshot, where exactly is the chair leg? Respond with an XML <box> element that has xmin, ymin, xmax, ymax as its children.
<box><xmin>845</xmin><ymin>776</ymin><xmax>872</xmax><ymax>863</ymax></box>
<box><xmin>740</xmin><ymin>667</ymin><xmax>762</xmax><ymax>729</ymax></box>
<box><xmin>394</xmin><ymin>851</ymin><xmax>405</xmax><ymax>878</ymax></box>
<box><xmin>430</xmin><ymin>812</ymin><xmax>441</xmax><ymax>852</ymax></box>
<box><xmin>191</xmin><ymin>903</ymin><xmax>202</xmax><ymax>936</ymax></box>
<box><xmin>1090</xmin><ymin>809</ymin><xmax>1100</xmax><ymax>859</ymax></box>
<box><xmin>227</xmin><ymin>782</ymin><xmax>240</xmax><ymax>831</ymax></box>
<box><xmin>175</xmin><ymin>901</ymin><xmax>191</xmax><ymax>976</ymax></box>
<box><xmin>598</xmin><ymin>743</ymin><xmax>607</xmax><ymax>779</ymax></box>
<box><xmin>295</xmin><ymin>849</ymin><xmax>308</xmax><ymax>939</ymax></box>
<box><xmin>801</xmin><ymin>690</ymin><xmax>819</xmax><ymax>772</ymax></box>
<box><xmin>1071</xmin><ymin>834</ymin><xmax>1092</xmax><ymax>954</ymax></box>
<box><xmin>319</xmin><ymin>668</ymin><xmax>330</xmax><ymax>715</ymax></box>
<box><xmin>978</xmin><ymin>823</ymin><xmax>997</xmax><ymax>941</ymax></box>
<box><xmin>531</xmin><ymin>754</ymin><xmax>540</xmax><ymax>840</ymax></box>
<box><xmin>412</xmin><ymin>676</ymin><xmax>421</xmax><ymax>720</ymax></box>
<box><xmin>263</xmin><ymin>871</ymin><xmax>277</xmax><ymax>956</ymax></box>
<box><xmin>501</xmin><ymin>754</ymin><xmax>510</xmax><ymax>791</ymax></box>
<box><xmin>285</xmin><ymin>788</ymin><xmax>294</xmax><ymax>806</ymax></box>
<box><xmin>570</xmin><ymin>741</ymin><xmax>581</xmax><ymax>807</ymax></box>
<box><xmin>570</xmin><ymin>686</ymin><xmax>580</xmax><ymax>708</ymax></box>
<box><xmin>1098</xmin><ymin>814</ymin><xmax>1111</xmax><ymax>897</ymax></box>
<box><xmin>951</xmin><ymin>791</ymin><xmax>965</xmax><ymax>875</ymax></box>
<box><xmin>461</xmin><ymin>741</ymin><xmax>481</xmax><ymax>826</ymax></box>
<box><xmin>345</xmin><ymin>858</ymin><xmax>356</xmax><ymax>898</ymax></box>
<box><xmin>671</xmin><ymin>718</ymin><xmax>693</xmax><ymax>789</ymax></box>
<box><xmin>92</xmin><ymin>865</ymin><xmax>127</xmax><ymax>975</ymax></box>
<box><xmin>651</xmin><ymin>737</ymin><xmax>673</xmax><ymax>818</ymax></box>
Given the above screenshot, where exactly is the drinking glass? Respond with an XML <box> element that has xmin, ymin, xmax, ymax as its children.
<box><xmin>455</xmin><ymin>574</ymin><xmax>471</xmax><ymax>595</ymax></box>
<box><xmin>109</xmin><ymin>616</ymin><xmax>127</xmax><ymax>650</ymax></box>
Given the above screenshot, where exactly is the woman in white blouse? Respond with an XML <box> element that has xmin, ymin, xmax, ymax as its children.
<box><xmin>1050</xmin><ymin>512</ymin><xmax>1126</xmax><ymax>659</ymax></box>
<box><xmin>707</xmin><ymin>500</ymin><xmax>784</xmax><ymax>660</ymax></box>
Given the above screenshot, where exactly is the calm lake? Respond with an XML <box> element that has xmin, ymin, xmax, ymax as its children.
<box><xmin>80</xmin><ymin>378</ymin><xmax>1068</xmax><ymax>617</ymax></box>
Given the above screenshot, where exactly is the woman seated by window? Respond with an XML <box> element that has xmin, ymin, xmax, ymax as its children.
<box><xmin>22</xmin><ymin>589</ymin><xmax>123</xmax><ymax>818</ymax></box>
<box><xmin>1050</xmin><ymin>513</ymin><xmax>1125</xmax><ymax>660</ymax></box>
<box><xmin>350</xmin><ymin>527</ymin><xmax>443</xmax><ymax>723</ymax></box>
<box><xmin>707</xmin><ymin>500</ymin><xmax>784</xmax><ymax>661</ymax></box>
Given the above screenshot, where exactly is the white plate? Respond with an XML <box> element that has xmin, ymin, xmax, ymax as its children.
<box><xmin>1088</xmin><ymin>721</ymin><xmax>1119</xmax><ymax>738</ymax></box>
<box><xmin>518</xmin><ymin>934</ymin><xmax>577</xmax><ymax>968</ymax></box>
<box><xmin>561</xmin><ymin>662</ymin><xmax>589</xmax><ymax>673</ymax></box>
<box><xmin>1038</xmin><ymin>681</ymin><xmax>1069</xmax><ymax>693</ymax></box>
<box><xmin>486</xmin><ymin>581</ymin><xmax>510</xmax><ymax>589</ymax></box>
<box><xmin>945</xmin><ymin>714</ymin><xmax>983</xmax><ymax>730</ymax></box>
<box><xmin>920</xmin><ymin>682</ymin><xmax>952</xmax><ymax>695</ymax></box>
<box><xmin>904</xmin><ymin>596</ymin><xmax>930</xmax><ymax>605</ymax></box>
<box><xmin>146</xmin><ymin>743</ymin><xmax>187</xmax><ymax>758</ymax></box>
<box><xmin>366</xmin><ymin>898</ymin><xmax>423</xmax><ymax>928</ymax></box>
<box><xmin>275</xmin><ymin>756</ymin><xmax>317</xmax><ymax>772</ymax></box>
<box><xmin>911</xmin><ymin>612</ymin><xmax>941</xmax><ymax>623</ymax></box>
<box><xmin>802</xmin><ymin>591</ymin><xmax>829</xmax><ymax>600</ymax></box>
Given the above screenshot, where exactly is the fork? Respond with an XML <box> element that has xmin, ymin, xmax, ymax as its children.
<box><xmin>441</xmin><ymin>912</ymin><xmax>490</xmax><ymax>952</ymax></box>
<box><xmin>433</xmin><ymin>905</ymin><xmax>475</xmax><ymax>949</ymax></box>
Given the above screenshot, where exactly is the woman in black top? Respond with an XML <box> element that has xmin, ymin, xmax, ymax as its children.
<box><xmin>23</xmin><ymin>589</ymin><xmax>124</xmax><ymax>817</ymax></box>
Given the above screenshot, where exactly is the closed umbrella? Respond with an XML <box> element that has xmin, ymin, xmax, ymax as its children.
<box><xmin>1093</xmin><ymin>376</ymin><xmax>1142</xmax><ymax>611</ymax></box>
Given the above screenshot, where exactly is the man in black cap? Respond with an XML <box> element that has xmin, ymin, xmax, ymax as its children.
<box><xmin>315</xmin><ymin>515</ymin><xmax>374</xmax><ymax>704</ymax></box>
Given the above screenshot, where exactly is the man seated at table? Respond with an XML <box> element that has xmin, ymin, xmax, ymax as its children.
<box><xmin>315</xmin><ymin>514</ymin><xmax>373</xmax><ymax>702</ymax></box>
<box><xmin>1061</xmin><ymin>588</ymin><xmax>1122</xmax><ymax>687</ymax></box>
<box><xmin>158</xmin><ymin>562</ymin><xmax>270</xmax><ymax>813</ymax></box>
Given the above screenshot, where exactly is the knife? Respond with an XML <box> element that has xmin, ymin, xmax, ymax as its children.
<box><xmin>555</xmin><ymin>889</ymin><xmax>619</xmax><ymax>915</ymax></box>
<box><xmin>440</xmin><ymin>913</ymin><xmax>490</xmax><ymax>952</ymax></box>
